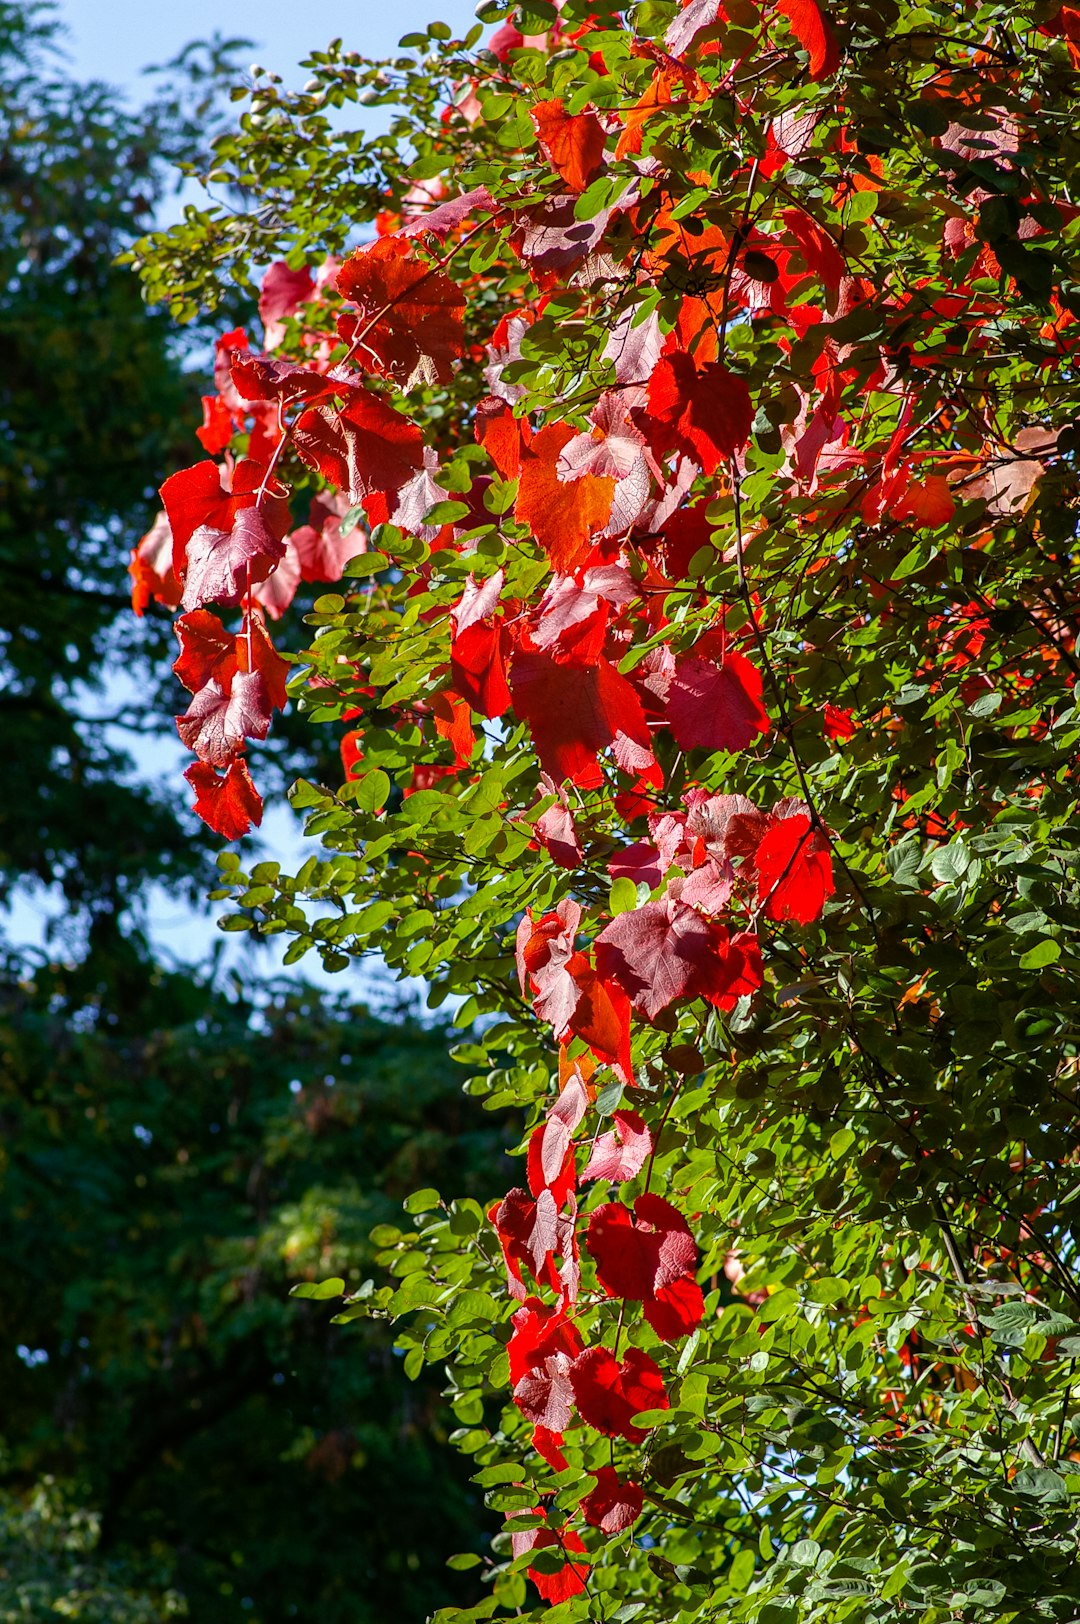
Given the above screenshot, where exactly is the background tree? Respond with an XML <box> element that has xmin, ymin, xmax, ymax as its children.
<box><xmin>1</xmin><ymin>959</ymin><xmax>506</xmax><ymax>1622</ymax></box>
<box><xmin>135</xmin><ymin>1</ymin><xmax>1080</xmax><ymax>1620</ymax></box>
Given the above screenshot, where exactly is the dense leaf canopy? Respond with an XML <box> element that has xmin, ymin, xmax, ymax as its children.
<box><xmin>136</xmin><ymin>1</ymin><xmax>1080</xmax><ymax>1620</ymax></box>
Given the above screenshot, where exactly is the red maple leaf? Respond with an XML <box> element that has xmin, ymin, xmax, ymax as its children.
<box><xmin>666</xmin><ymin>647</ymin><xmax>769</xmax><ymax>753</ymax></box>
<box><xmin>515</xmin><ymin>423</ymin><xmax>615</xmax><ymax>573</ymax></box>
<box><xmin>640</xmin><ymin>352</ymin><xmax>752</xmax><ymax>473</ymax></box>
<box><xmin>293</xmin><ymin>387</ymin><xmax>424</xmax><ymax>504</ymax></box>
<box><xmin>336</xmin><ymin>238</ymin><xmax>465</xmax><ymax>386</ymax></box>
<box><xmin>586</xmin><ymin>1194</ymin><xmax>703</xmax><ymax>1340</ymax></box>
<box><xmin>510</xmin><ymin>651</ymin><xmax>655</xmax><ymax>789</ymax></box>
<box><xmin>532</xmin><ymin>99</ymin><xmax>607</xmax><ymax>193</ymax></box>
<box><xmin>581</xmin><ymin>1468</ymin><xmax>644</xmax><ymax>1534</ymax></box>
<box><xmin>754</xmin><ymin>811</ymin><xmax>834</xmax><ymax>924</ymax></box>
<box><xmin>183</xmin><ymin>758</ymin><xmax>263</xmax><ymax>840</ymax></box>
<box><xmin>570</xmin><ymin>1344</ymin><xmax>669</xmax><ymax>1440</ymax></box>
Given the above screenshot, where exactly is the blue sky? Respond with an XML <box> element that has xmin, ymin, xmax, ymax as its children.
<box><xmin>57</xmin><ymin>0</ymin><xmax>477</xmax><ymax>91</ymax></box>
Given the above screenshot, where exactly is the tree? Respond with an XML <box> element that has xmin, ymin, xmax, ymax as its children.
<box><xmin>0</xmin><ymin>955</ymin><xmax>509</xmax><ymax>1622</ymax></box>
<box><xmin>136</xmin><ymin>3</ymin><xmax>1080</xmax><ymax>1620</ymax></box>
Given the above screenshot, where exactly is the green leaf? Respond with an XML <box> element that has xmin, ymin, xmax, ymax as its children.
<box><xmin>290</xmin><ymin>1278</ymin><xmax>345</xmax><ymax>1300</ymax></box>
<box><xmin>1020</xmin><ymin>938</ymin><xmax>1060</xmax><ymax>969</ymax></box>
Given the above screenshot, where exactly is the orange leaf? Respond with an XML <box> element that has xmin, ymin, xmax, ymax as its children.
<box><xmin>516</xmin><ymin>423</ymin><xmax>615</xmax><ymax>572</ymax></box>
<box><xmin>532</xmin><ymin>99</ymin><xmax>606</xmax><ymax>193</ymax></box>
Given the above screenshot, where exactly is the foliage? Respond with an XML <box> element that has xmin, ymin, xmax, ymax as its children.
<box><xmin>0</xmin><ymin>954</ymin><xmax>509</xmax><ymax>1622</ymax></box>
<box><xmin>136</xmin><ymin>2</ymin><xmax>1080</xmax><ymax>1621</ymax></box>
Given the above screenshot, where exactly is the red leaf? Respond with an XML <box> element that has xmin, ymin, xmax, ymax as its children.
<box><xmin>897</xmin><ymin>473</ymin><xmax>956</xmax><ymax>528</ymax></box>
<box><xmin>516</xmin><ymin>900</ymin><xmax>583</xmax><ymax>1034</ymax></box>
<box><xmin>451</xmin><ymin>571</ymin><xmax>512</xmax><ymax>718</ymax></box>
<box><xmin>490</xmin><ymin>1187</ymin><xmax>574</xmax><ymax>1299</ymax></box>
<box><xmin>510</xmin><ymin>1521</ymin><xmax>590</xmax><ymax>1604</ymax></box>
<box><xmin>183</xmin><ymin>758</ymin><xmax>263</xmax><ymax>840</ymax></box>
<box><xmin>258</xmin><ymin>260</ymin><xmax>315</xmax><ymax>335</ymax></box>
<box><xmin>291</xmin><ymin>496</ymin><xmax>367</xmax><ymax>582</ymax></box>
<box><xmin>666</xmin><ymin>648</ymin><xmax>769</xmax><ymax>753</ymax></box>
<box><xmin>526</xmin><ymin>776</ymin><xmax>583</xmax><ymax>870</ymax></box>
<box><xmin>510</xmin><ymin>1299</ymin><xmax>584</xmax><ymax>1431</ymax></box>
<box><xmin>695</xmin><ymin>925</ymin><xmax>764</xmax><ymax>1010</ymax></box>
<box><xmin>776</xmin><ymin>0</ymin><xmax>839</xmax><ymax>78</ymax></box>
<box><xmin>532</xmin><ymin>99</ymin><xmax>606</xmax><ymax>193</ymax></box>
<box><xmin>173</xmin><ymin>610</ymin><xmax>236</xmax><ymax>694</ymax></box>
<box><xmin>596</xmin><ymin>899</ymin><xmax>718</xmax><ymax>1019</ymax></box>
<box><xmin>432</xmin><ymin>691</ymin><xmax>475</xmax><ymax>766</ymax></box>
<box><xmin>397</xmin><ymin>184</ymin><xmax>496</xmax><ymax>241</ymax></box>
<box><xmin>182</xmin><ymin>506</ymin><xmax>288</xmax><ymax>613</ymax></box>
<box><xmin>660</xmin><ymin>503</ymin><xmax>714</xmax><ymax>579</ymax></box>
<box><xmin>196</xmin><ymin>394</ymin><xmax>234</xmax><ymax>454</ymax></box>
<box><xmin>641</xmin><ymin>353</ymin><xmax>752</xmax><ymax>473</ymax></box>
<box><xmin>510</xmin><ymin>651</ymin><xmax>655</xmax><ymax>790</ymax></box>
<box><xmin>532</xmin><ymin>1425</ymin><xmax>569</xmax><ymax>1472</ymax></box>
<box><xmin>176</xmin><ymin>669</ymin><xmax>272</xmax><ymax>767</ymax></box>
<box><xmin>582</xmin><ymin>1111</ymin><xmax>652</xmax><ymax>1183</ymax></box>
<box><xmin>509</xmin><ymin>1298</ymin><xmax>585</xmax><ymax>1386</ymax></box>
<box><xmin>586</xmin><ymin>1194</ymin><xmax>703</xmax><ymax>1340</ymax></box>
<box><xmin>570</xmin><ymin>1344</ymin><xmax>668</xmax><ymax>1441</ymax></box>
<box><xmin>754</xmin><ymin>812</ymin><xmax>834</xmax><ymax>924</ymax></box>
<box><xmin>527</xmin><ymin>1072</ymin><xmax>588</xmax><ymax>1205</ymax></box>
<box><xmin>159</xmin><ymin>459</ymin><xmax>233</xmax><ymax>557</ymax></box>
<box><xmin>781</xmin><ymin>207</ymin><xmax>845</xmax><ymax>292</ymax></box>
<box><xmin>293</xmin><ymin>387</ymin><xmax>424</xmax><ymax>504</ymax></box>
<box><xmin>335</xmin><ymin>238</ymin><xmax>465</xmax><ymax>386</ymax></box>
<box><xmin>515</xmin><ymin>423</ymin><xmax>615</xmax><ymax>573</ymax></box>
<box><xmin>475</xmin><ymin>396</ymin><xmax>529</xmax><ymax>479</ymax></box>
<box><xmin>581</xmin><ymin>1468</ymin><xmax>644</xmax><ymax>1534</ymax></box>
<box><xmin>562</xmin><ymin>959</ymin><xmax>634</xmax><ymax>1084</ymax></box>
<box><xmin>129</xmin><ymin>513</ymin><xmax>181</xmax><ymax>616</ymax></box>
<box><xmin>823</xmin><ymin>703</ymin><xmax>855</xmax><ymax>741</ymax></box>
<box><xmin>251</xmin><ymin>540</ymin><xmax>302</xmax><ymax>620</ymax></box>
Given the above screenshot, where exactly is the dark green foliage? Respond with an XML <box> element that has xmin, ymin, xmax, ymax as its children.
<box><xmin>0</xmin><ymin>957</ymin><xmax>510</xmax><ymax>1622</ymax></box>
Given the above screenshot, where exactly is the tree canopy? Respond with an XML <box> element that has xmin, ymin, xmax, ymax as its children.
<box><xmin>130</xmin><ymin>1</ymin><xmax>1080</xmax><ymax>1621</ymax></box>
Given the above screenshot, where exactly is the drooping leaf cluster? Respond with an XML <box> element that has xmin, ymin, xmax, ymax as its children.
<box><xmin>136</xmin><ymin>2</ymin><xmax>1080</xmax><ymax>1620</ymax></box>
